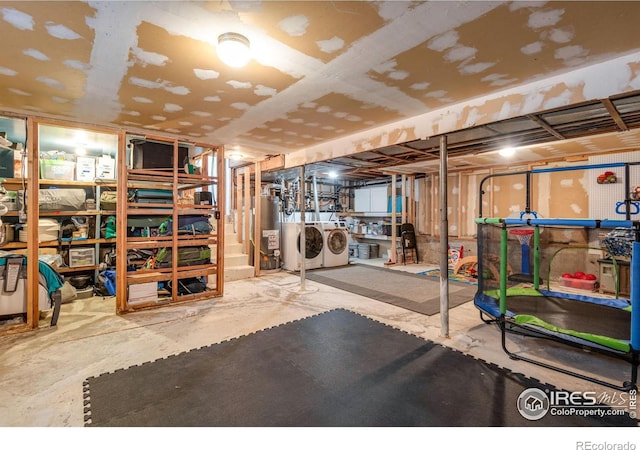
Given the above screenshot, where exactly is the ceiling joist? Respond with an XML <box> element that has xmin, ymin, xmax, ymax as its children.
<box><xmin>601</xmin><ymin>98</ymin><xmax>629</xmax><ymax>132</ymax></box>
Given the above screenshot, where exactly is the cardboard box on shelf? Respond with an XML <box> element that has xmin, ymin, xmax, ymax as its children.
<box><xmin>76</xmin><ymin>156</ymin><xmax>95</xmax><ymax>181</ymax></box>
<box><xmin>128</xmin><ymin>282</ymin><xmax>158</xmax><ymax>305</ymax></box>
<box><xmin>96</xmin><ymin>155</ymin><xmax>115</xmax><ymax>179</ymax></box>
<box><xmin>13</xmin><ymin>149</ymin><xmax>26</xmax><ymax>178</ymax></box>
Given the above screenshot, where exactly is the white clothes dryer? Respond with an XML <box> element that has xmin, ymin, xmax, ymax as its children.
<box><xmin>281</xmin><ymin>222</ymin><xmax>324</xmax><ymax>271</ymax></box>
<box><xmin>322</xmin><ymin>221</ymin><xmax>349</xmax><ymax>267</ymax></box>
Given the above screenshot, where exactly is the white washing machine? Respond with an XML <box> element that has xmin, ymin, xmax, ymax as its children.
<box><xmin>281</xmin><ymin>222</ymin><xmax>324</xmax><ymax>271</ymax></box>
<box><xmin>321</xmin><ymin>221</ymin><xmax>349</xmax><ymax>267</ymax></box>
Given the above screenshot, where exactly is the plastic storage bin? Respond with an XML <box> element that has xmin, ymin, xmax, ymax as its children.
<box><xmin>18</xmin><ymin>219</ymin><xmax>60</xmax><ymax>242</ymax></box>
<box><xmin>357</xmin><ymin>243</ymin><xmax>370</xmax><ymax>259</ymax></box>
<box><xmin>40</xmin><ymin>159</ymin><xmax>75</xmax><ymax>181</ymax></box>
<box><xmin>69</xmin><ymin>247</ymin><xmax>95</xmax><ymax>268</ymax></box>
<box><xmin>559</xmin><ymin>277</ymin><xmax>597</xmax><ymax>291</ymax></box>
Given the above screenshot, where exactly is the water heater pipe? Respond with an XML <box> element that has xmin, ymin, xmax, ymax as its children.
<box><xmin>312</xmin><ymin>175</ymin><xmax>321</xmax><ymax>222</ymax></box>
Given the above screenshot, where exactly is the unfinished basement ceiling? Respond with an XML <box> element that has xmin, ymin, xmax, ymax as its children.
<box><xmin>266</xmin><ymin>91</ymin><xmax>640</xmax><ymax>180</ymax></box>
<box><xmin>1</xmin><ymin>1</ymin><xmax>640</xmax><ymax>167</ymax></box>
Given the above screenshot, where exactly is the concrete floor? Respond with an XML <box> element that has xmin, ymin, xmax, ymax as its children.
<box><xmin>0</xmin><ymin>259</ymin><xmax>637</xmax><ymax>436</ymax></box>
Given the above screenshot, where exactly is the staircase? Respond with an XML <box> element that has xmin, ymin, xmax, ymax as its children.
<box><xmin>221</xmin><ymin>215</ymin><xmax>254</xmax><ymax>282</ymax></box>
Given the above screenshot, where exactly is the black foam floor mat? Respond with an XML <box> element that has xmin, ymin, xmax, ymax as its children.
<box><xmin>83</xmin><ymin>309</ymin><xmax>637</xmax><ymax>427</ymax></box>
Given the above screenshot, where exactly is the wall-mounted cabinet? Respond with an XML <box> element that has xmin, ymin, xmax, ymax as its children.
<box><xmin>354</xmin><ymin>185</ymin><xmax>388</xmax><ymax>213</ymax></box>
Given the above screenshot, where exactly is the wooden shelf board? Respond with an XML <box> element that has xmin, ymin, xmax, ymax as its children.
<box><xmin>176</xmin><ymin>236</ymin><xmax>218</xmax><ymax>246</ymax></box>
<box><xmin>352</xmin><ymin>234</ymin><xmax>390</xmax><ymax>240</ymax></box>
<box><xmin>57</xmin><ymin>265</ymin><xmax>99</xmax><ymax>273</ymax></box>
<box><xmin>176</xmin><ymin>266</ymin><xmax>218</xmax><ymax>278</ymax></box>
<box><xmin>0</xmin><ymin>242</ymin><xmax>27</xmax><ymax>249</ymax></box>
<box><xmin>171</xmin><ymin>289</ymin><xmax>220</xmax><ymax>303</ymax></box>
<box><xmin>39</xmin><ymin>179</ymin><xmax>117</xmax><ymax>187</ymax></box>
<box><xmin>126</xmin><ymin>205</ymin><xmax>174</xmax><ymax>215</ymax></box>
<box><xmin>176</xmin><ymin>206</ymin><xmax>216</xmax><ymax>214</ymax></box>
<box><xmin>0</xmin><ymin>178</ymin><xmax>27</xmax><ymax>190</ymax></box>
<box><xmin>126</xmin><ymin>271</ymin><xmax>173</xmax><ymax>284</ymax></box>
<box><xmin>37</xmin><ymin>238</ymin><xmax>114</xmax><ymax>247</ymax></box>
<box><xmin>39</xmin><ymin>210</ymin><xmax>102</xmax><ymax>216</ymax></box>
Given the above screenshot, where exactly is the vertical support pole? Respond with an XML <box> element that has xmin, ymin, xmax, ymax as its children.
<box><xmin>408</xmin><ymin>175</ymin><xmax>415</xmax><ymax>226</ymax></box>
<box><xmin>457</xmin><ymin>173</ymin><xmax>463</xmax><ymax>238</ymax></box>
<box><xmin>300</xmin><ymin>166</ymin><xmax>306</xmax><ymax>290</ymax></box>
<box><xmin>171</xmin><ymin>140</ymin><xmax>179</xmax><ymax>301</ymax></box>
<box><xmin>401</xmin><ymin>174</ymin><xmax>406</xmax><ymax>224</ymax></box>
<box><xmin>429</xmin><ymin>175</ymin><xmax>435</xmax><ymax>236</ymax></box>
<box><xmin>236</xmin><ymin>169</ymin><xmax>242</xmax><ymax>244</ymax></box>
<box><xmin>254</xmin><ymin>162</ymin><xmax>261</xmax><ymax>277</ymax></box>
<box><xmin>26</xmin><ymin>117</ymin><xmax>38</xmax><ymax>328</ymax></box>
<box><xmin>243</xmin><ymin>167</ymin><xmax>251</xmax><ymax>256</ymax></box>
<box><xmin>216</xmin><ymin>145</ymin><xmax>225</xmax><ymax>294</ymax></box>
<box><xmin>312</xmin><ymin>175</ymin><xmax>320</xmax><ymax>222</ymax></box>
<box><xmin>391</xmin><ymin>174</ymin><xmax>397</xmax><ymax>264</ymax></box>
<box><xmin>115</xmin><ymin>131</ymin><xmax>128</xmax><ymax>313</ymax></box>
<box><xmin>439</xmin><ymin>135</ymin><xmax>449</xmax><ymax>338</ymax></box>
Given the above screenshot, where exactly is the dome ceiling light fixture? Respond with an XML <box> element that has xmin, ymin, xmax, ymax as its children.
<box><xmin>217</xmin><ymin>32</ymin><xmax>251</xmax><ymax>68</ymax></box>
<box><xmin>227</xmin><ymin>152</ymin><xmax>244</xmax><ymax>161</ymax></box>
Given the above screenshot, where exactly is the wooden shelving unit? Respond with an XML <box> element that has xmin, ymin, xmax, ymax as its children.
<box><xmin>0</xmin><ymin>118</ymin><xmax>122</xmax><ymax>334</ymax></box>
<box><xmin>0</xmin><ymin>116</ymin><xmax>225</xmax><ymax>334</ymax></box>
<box><xmin>115</xmin><ymin>136</ymin><xmax>224</xmax><ymax>313</ymax></box>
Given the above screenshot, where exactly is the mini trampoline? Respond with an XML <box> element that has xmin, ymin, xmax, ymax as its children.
<box><xmin>474</xmin><ymin>217</ymin><xmax>639</xmax><ymax>391</ymax></box>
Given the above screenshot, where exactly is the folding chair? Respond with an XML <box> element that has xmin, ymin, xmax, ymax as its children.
<box><xmin>400</xmin><ymin>223</ymin><xmax>418</xmax><ymax>264</ymax></box>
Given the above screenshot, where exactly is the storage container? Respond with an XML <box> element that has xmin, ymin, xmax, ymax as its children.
<box><xmin>96</xmin><ymin>155</ymin><xmax>115</xmax><ymax>179</ymax></box>
<box><xmin>18</xmin><ymin>218</ymin><xmax>60</xmax><ymax>242</ymax></box>
<box><xmin>559</xmin><ymin>277</ymin><xmax>597</xmax><ymax>291</ymax></box>
<box><xmin>18</xmin><ymin>189</ymin><xmax>86</xmax><ymax>211</ymax></box>
<box><xmin>0</xmin><ymin>191</ymin><xmax>17</xmax><ymax>211</ymax></box>
<box><xmin>40</xmin><ymin>159</ymin><xmax>75</xmax><ymax>181</ymax></box>
<box><xmin>76</xmin><ymin>156</ymin><xmax>95</xmax><ymax>181</ymax></box>
<box><xmin>128</xmin><ymin>282</ymin><xmax>158</xmax><ymax>305</ymax></box>
<box><xmin>369</xmin><ymin>243</ymin><xmax>379</xmax><ymax>259</ymax></box>
<box><xmin>69</xmin><ymin>247</ymin><xmax>95</xmax><ymax>268</ymax></box>
<box><xmin>0</xmin><ymin>278</ymin><xmax>28</xmax><ymax>315</ymax></box>
<box><xmin>357</xmin><ymin>243</ymin><xmax>370</xmax><ymax>259</ymax></box>
<box><xmin>194</xmin><ymin>191</ymin><xmax>212</xmax><ymax>205</ymax></box>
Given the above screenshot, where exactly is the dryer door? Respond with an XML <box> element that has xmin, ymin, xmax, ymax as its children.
<box><xmin>327</xmin><ymin>229</ymin><xmax>347</xmax><ymax>255</ymax></box>
<box><xmin>297</xmin><ymin>226</ymin><xmax>323</xmax><ymax>259</ymax></box>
